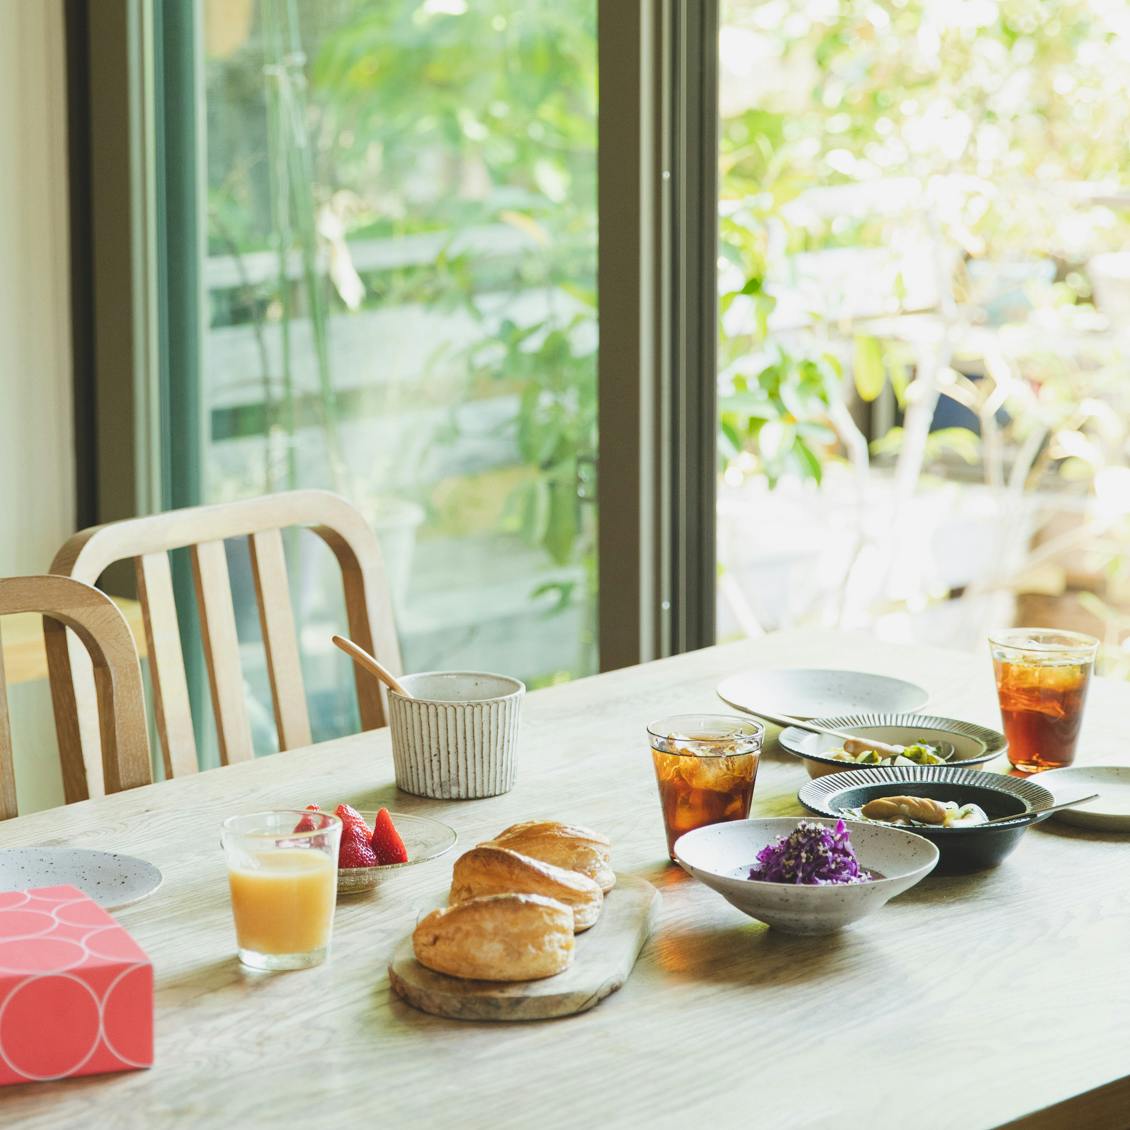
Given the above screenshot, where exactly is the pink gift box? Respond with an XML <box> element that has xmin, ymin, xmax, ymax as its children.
<box><xmin>0</xmin><ymin>885</ymin><xmax>153</xmax><ymax>1086</ymax></box>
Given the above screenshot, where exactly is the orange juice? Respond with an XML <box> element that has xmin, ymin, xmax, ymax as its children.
<box><xmin>227</xmin><ymin>849</ymin><xmax>335</xmax><ymax>956</ymax></box>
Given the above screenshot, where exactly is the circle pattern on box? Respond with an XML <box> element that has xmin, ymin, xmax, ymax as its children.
<box><xmin>0</xmin><ymin>909</ymin><xmax>55</xmax><ymax>940</ymax></box>
<box><xmin>0</xmin><ymin>886</ymin><xmax>152</xmax><ymax>1082</ymax></box>
<box><xmin>0</xmin><ymin>975</ymin><xmax>100</xmax><ymax>1080</ymax></box>
<box><xmin>0</xmin><ymin>936</ymin><xmax>86</xmax><ymax>975</ymax></box>
<box><xmin>102</xmin><ymin>965</ymin><xmax>152</xmax><ymax>1067</ymax></box>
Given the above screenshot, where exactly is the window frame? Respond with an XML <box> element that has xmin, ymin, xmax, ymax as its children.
<box><xmin>70</xmin><ymin>0</ymin><xmax>720</xmax><ymax>673</ymax></box>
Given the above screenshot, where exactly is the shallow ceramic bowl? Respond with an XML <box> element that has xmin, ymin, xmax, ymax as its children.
<box><xmin>1030</xmin><ymin>765</ymin><xmax>1130</xmax><ymax>832</ymax></box>
<box><xmin>780</xmin><ymin>713</ymin><xmax>1007</xmax><ymax>779</ymax></box>
<box><xmin>798</xmin><ymin>766</ymin><xmax>1055</xmax><ymax>874</ymax></box>
<box><xmin>337</xmin><ymin>812</ymin><xmax>457</xmax><ymax>894</ymax></box>
<box><xmin>717</xmin><ymin>668</ymin><xmax>928</xmax><ymax>720</ymax></box>
<box><xmin>673</xmin><ymin>817</ymin><xmax>938</xmax><ymax>935</ymax></box>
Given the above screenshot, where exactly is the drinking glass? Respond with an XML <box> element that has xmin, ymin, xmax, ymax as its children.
<box><xmin>648</xmin><ymin>714</ymin><xmax>764</xmax><ymax>860</ymax></box>
<box><xmin>221</xmin><ymin>810</ymin><xmax>342</xmax><ymax>971</ymax></box>
<box><xmin>988</xmin><ymin>629</ymin><xmax>1099</xmax><ymax>774</ymax></box>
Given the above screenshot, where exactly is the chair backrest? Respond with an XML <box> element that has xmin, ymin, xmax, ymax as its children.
<box><xmin>46</xmin><ymin>490</ymin><xmax>401</xmax><ymax>797</ymax></box>
<box><xmin>0</xmin><ymin>575</ymin><xmax>151</xmax><ymax>818</ymax></box>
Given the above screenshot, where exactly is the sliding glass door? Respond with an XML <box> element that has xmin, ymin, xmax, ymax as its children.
<box><xmin>75</xmin><ymin>0</ymin><xmax>718</xmax><ymax>756</ymax></box>
<box><xmin>157</xmin><ymin>0</ymin><xmax>599</xmax><ymax>742</ymax></box>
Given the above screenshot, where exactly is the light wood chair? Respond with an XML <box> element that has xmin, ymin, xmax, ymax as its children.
<box><xmin>0</xmin><ymin>575</ymin><xmax>151</xmax><ymax>819</ymax></box>
<box><xmin>46</xmin><ymin>490</ymin><xmax>401</xmax><ymax>800</ymax></box>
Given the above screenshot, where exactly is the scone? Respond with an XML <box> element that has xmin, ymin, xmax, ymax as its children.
<box><xmin>487</xmin><ymin>820</ymin><xmax>615</xmax><ymax>893</ymax></box>
<box><xmin>449</xmin><ymin>845</ymin><xmax>604</xmax><ymax>932</ymax></box>
<box><xmin>413</xmin><ymin>893</ymin><xmax>574</xmax><ymax>981</ymax></box>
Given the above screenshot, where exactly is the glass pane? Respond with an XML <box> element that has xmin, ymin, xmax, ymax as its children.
<box><xmin>193</xmin><ymin>0</ymin><xmax>598</xmax><ymax>747</ymax></box>
<box><xmin>717</xmin><ymin>1</ymin><xmax>1130</xmax><ymax>675</ymax></box>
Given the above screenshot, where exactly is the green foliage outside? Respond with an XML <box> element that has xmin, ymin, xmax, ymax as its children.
<box><xmin>719</xmin><ymin>0</ymin><xmax>1130</xmax><ymax>487</ymax></box>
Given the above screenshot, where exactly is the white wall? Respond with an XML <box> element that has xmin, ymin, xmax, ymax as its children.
<box><xmin>0</xmin><ymin>0</ymin><xmax>76</xmax><ymax>812</ymax></box>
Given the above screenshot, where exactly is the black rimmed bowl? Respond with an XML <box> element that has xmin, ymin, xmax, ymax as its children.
<box><xmin>779</xmin><ymin>713</ymin><xmax>1007</xmax><ymax>779</ymax></box>
<box><xmin>798</xmin><ymin>767</ymin><xmax>1055</xmax><ymax>874</ymax></box>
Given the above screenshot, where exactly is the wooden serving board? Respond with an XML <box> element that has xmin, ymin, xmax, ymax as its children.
<box><xmin>388</xmin><ymin>873</ymin><xmax>660</xmax><ymax>1021</ymax></box>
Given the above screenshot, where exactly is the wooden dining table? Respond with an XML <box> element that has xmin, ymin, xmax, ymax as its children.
<box><xmin>3</xmin><ymin>628</ymin><xmax>1129</xmax><ymax>1129</ymax></box>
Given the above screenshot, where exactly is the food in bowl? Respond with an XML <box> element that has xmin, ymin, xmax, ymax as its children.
<box><xmin>675</xmin><ymin>817</ymin><xmax>939</xmax><ymax>934</ymax></box>
<box><xmin>748</xmin><ymin>819</ymin><xmax>873</xmax><ymax>885</ymax></box>
<box><xmin>797</xmin><ymin>766</ymin><xmax>1054</xmax><ymax>874</ymax></box>
<box><xmin>828</xmin><ymin>742</ymin><xmax>946</xmax><ymax>767</ymax></box>
<box><xmin>851</xmin><ymin>795</ymin><xmax>989</xmax><ymax>828</ymax></box>
<box><xmin>298</xmin><ymin>804</ymin><xmax>408</xmax><ymax>867</ymax></box>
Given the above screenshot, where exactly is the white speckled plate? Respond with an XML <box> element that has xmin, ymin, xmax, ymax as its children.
<box><xmin>0</xmin><ymin>848</ymin><xmax>163</xmax><ymax>909</ymax></box>
<box><xmin>717</xmin><ymin>668</ymin><xmax>929</xmax><ymax>721</ymax></box>
<box><xmin>1029</xmin><ymin>766</ymin><xmax>1130</xmax><ymax>832</ymax></box>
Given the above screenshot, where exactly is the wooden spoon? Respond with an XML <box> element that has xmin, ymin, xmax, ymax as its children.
<box><xmin>331</xmin><ymin>634</ymin><xmax>412</xmax><ymax>699</ymax></box>
<box><xmin>982</xmin><ymin>793</ymin><xmax>1100</xmax><ymax>826</ymax></box>
<box><xmin>752</xmin><ymin>707</ymin><xmax>955</xmax><ymax>761</ymax></box>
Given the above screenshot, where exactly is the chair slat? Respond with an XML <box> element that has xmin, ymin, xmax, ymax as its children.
<box><xmin>136</xmin><ymin>552</ymin><xmax>199</xmax><ymax>778</ymax></box>
<box><xmin>190</xmin><ymin>540</ymin><xmax>253</xmax><ymax>764</ymax></box>
<box><xmin>0</xmin><ymin>635</ymin><xmax>17</xmax><ymax>820</ymax></box>
<box><xmin>249</xmin><ymin>529</ymin><xmax>311</xmax><ymax>750</ymax></box>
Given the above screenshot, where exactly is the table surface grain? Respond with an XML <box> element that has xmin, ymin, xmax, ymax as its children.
<box><xmin>2</xmin><ymin>629</ymin><xmax>1128</xmax><ymax>1130</ymax></box>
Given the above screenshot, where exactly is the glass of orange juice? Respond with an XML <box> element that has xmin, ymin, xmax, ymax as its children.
<box><xmin>221</xmin><ymin>810</ymin><xmax>342</xmax><ymax>971</ymax></box>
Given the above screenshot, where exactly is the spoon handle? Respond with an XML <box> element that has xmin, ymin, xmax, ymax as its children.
<box><xmin>985</xmin><ymin>793</ymin><xmax>1100</xmax><ymax>826</ymax></box>
<box><xmin>748</xmin><ymin>707</ymin><xmax>900</xmax><ymax>753</ymax></box>
<box><xmin>331</xmin><ymin>634</ymin><xmax>411</xmax><ymax>699</ymax></box>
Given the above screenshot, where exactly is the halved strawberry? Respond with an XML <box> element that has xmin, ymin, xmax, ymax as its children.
<box><xmin>335</xmin><ymin>803</ymin><xmax>370</xmax><ymax>835</ymax></box>
<box><xmin>370</xmin><ymin>807</ymin><xmax>408</xmax><ymax>865</ymax></box>
<box><xmin>338</xmin><ymin>821</ymin><xmax>378</xmax><ymax>869</ymax></box>
<box><xmin>293</xmin><ymin>804</ymin><xmax>321</xmax><ymax>833</ymax></box>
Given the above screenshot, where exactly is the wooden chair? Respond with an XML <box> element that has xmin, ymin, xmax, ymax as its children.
<box><xmin>46</xmin><ymin>490</ymin><xmax>401</xmax><ymax>801</ymax></box>
<box><xmin>0</xmin><ymin>575</ymin><xmax>151</xmax><ymax>818</ymax></box>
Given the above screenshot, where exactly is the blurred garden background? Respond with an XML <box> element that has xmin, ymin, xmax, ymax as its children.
<box><xmin>717</xmin><ymin>0</ymin><xmax>1130</xmax><ymax>677</ymax></box>
<box><xmin>198</xmin><ymin>0</ymin><xmax>598</xmax><ymax>745</ymax></box>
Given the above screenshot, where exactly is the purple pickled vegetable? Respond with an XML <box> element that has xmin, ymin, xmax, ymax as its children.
<box><xmin>749</xmin><ymin>819</ymin><xmax>870</xmax><ymax>885</ymax></box>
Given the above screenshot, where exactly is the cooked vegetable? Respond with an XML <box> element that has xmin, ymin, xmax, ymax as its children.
<box><xmin>748</xmin><ymin>819</ymin><xmax>871</xmax><ymax>885</ymax></box>
<box><xmin>828</xmin><ymin>741</ymin><xmax>945</xmax><ymax>767</ymax></box>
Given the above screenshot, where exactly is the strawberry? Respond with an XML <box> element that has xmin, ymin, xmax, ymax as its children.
<box><xmin>335</xmin><ymin>803</ymin><xmax>371</xmax><ymax>835</ymax></box>
<box><xmin>293</xmin><ymin>804</ymin><xmax>321</xmax><ymax>833</ymax></box>
<box><xmin>338</xmin><ymin>821</ymin><xmax>378</xmax><ymax>869</ymax></box>
<box><xmin>370</xmin><ymin>807</ymin><xmax>408</xmax><ymax>865</ymax></box>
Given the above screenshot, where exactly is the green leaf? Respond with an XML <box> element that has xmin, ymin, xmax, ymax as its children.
<box><xmin>793</xmin><ymin>436</ymin><xmax>823</xmax><ymax>484</ymax></box>
<box><xmin>925</xmin><ymin>427</ymin><xmax>981</xmax><ymax>465</ymax></box>
<box><xmin>853</xmin><ymin>335</ymin><xmax>885</xmax><ymax>402</ymax></box>
<box><xmin>889</xmin><ymin>361</ymin><xmax>912</xmax><ymax>408</ymax></box>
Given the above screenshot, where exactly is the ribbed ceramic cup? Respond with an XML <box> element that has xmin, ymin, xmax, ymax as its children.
<box><xmin>387</xmin><ymin>672</ymin><xmax>525</xmax><ymax>799</ymax></box>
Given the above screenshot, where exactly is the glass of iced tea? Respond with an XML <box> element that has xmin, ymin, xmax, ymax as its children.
<box><xmin>988</xmin><ymin>629</ymin><xmax>1099</xmax><ymax>774</ymax></box>
<box><xmin>648</xmin><ymin>714</ymin><xmax>764</xmax><ymax>859</ymax></box>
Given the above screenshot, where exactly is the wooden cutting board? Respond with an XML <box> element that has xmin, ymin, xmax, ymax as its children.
<box><xmin>388</xmin><ymin>873</ymin><xmax>660</xmax><ymax>1021</ymax></box>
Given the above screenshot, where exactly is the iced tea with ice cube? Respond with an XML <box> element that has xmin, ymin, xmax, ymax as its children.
<box><xmin>989</xmin><ymin>629</ymin><xmax>1098</xmax><ymax>774</ymax></box>
<box><xmin>648</xmin><ymin>715</ymin><xmax>764</xmax><ymax>859</ymax></box>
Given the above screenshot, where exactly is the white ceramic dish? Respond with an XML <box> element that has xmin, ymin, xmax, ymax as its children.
<box><xmin>337</xmin><ymin>812</ymin><xmax>457</xmax><ymax>894</ymax></box>
<box><xmin>1030</xmin><ymin>766</ymin><xmax>1130</xmax><ymax>832</ymax></box>
<box><xmin>0</xmin><ymin>848</ymin><xmax>162</xmax><ymax>910</ymax></box>
<box><xmin>717</xmin><ymin>668</ymin><xmax>928</xmax><ymax>721</ymax></box>
<box><xmin>387</xmin><ymin>671</ymin><xmax>525</xmax><ymax>800</ymax></box>
<box><xmin>674</xmin><ymin>817</ymin><xmax>938</xmax><ymax>935</ymax></box>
